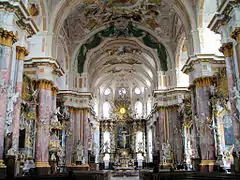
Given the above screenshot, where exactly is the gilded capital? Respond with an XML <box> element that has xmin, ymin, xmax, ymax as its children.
<box><xmin>219</xmin><ymin>42</ymin><xmax>233</xmax><ymax>57</ymax></box>
<box><xmin>0</xmin><ymin>28</ymin><xmax>17</xmax><ymax>46</ymax></box>
<box><xmin>194</xmin><ymin>76</ymin><xmax>213</xmax><ymax>88</ymax></box>
<box><xmin>230</xmin><ymin>27</ymin><xmax>240</xmax><ymax>43</ymax></box>
<box><xmin>38</xmin><ymin>79</ymin><xmax>53</xmax><ymax>90</ymax></box>
<box><xmin>16</xmin><ymin>46</ymin><xmax>29</xmax><ymax>60</ymax></box>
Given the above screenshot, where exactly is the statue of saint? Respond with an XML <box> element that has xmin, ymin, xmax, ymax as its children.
<box><xmin>162</xmin><ymin>142</ymin><xmax>171</xmax><ymax>159</ymax></box>
<box><xmin>57</xmin><ymin>148</ymin><xmax>65</xmax><ymax>165</ymax></box>
<box><xmin>104</xmin><ymin>141</ymin><xmax>110</xmax><ymax>153</ymax></box>
<box><xmin>5</xmin><ymin>87</ymin><xmax>19</xmax><ymax>135</ymax></box>
<box><xmin>51</xmin><ymin>107</ymin><xmax>61</xmax><ymax>124</ymax></box>
<box><xmin>76</xmin><ymin>142</ymin><xmax>84</xmax><ymax>161</ymax></box>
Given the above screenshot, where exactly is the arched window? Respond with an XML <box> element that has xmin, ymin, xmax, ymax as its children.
<box><xmin>134</xmin><ymin>87</ymin><xmax>141</xmax><ymax>95</ymax></box>
<box><xmin>104</xmin><ymin>88</ymin><xmax>111</xmax><ymax>96</ymax></box>
<box><xmin>135</xmin><ymin>101</ymin><xmax>143</xmax><ymax>118</ymax></box>
<box><xmin>103</xmin><ymin>101</ymin><xmax>111</xmax><ymax>118</ymax></box>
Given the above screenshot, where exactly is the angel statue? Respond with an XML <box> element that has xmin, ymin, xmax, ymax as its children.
<box><xmin>50</xmin><ymin>107</ymin><xmax>61</xmax><ymax>124</ymax></box>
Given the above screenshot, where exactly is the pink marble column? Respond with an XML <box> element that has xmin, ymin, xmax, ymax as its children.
<box><xmin>80</xmin><ymin>109</ymin><xmax>84</xmax><ymax>143</ymax></box>
<box><xmin>76</xmin><ymin>109</ymin><xmax>80</xmax><ymax>142</ymax></box>
<box><xmin>0</xmin><ymin>30</ymin><xmax>16</xmax><ymax>166</ymax></box>
<box><xmin>73</xmin><ymin>109</ymin><xmax>78</xmax><ymax>144</ymax></box>
<box><xmin>12</xmin><ymin>46</ymin><xmax>29</xmax><ymax>151</ymax></box>
<box><xmin>158</xmin><ymin>107</ymin><xmax>165</xmax><ymax>157</ymax></box>
<box><xmin>83</xmin><ymin>108</ymin><xmax>89</xmax><ymax>163</ymax></box>
<box><xmin>230</xmin><ymin>27</ymin><xmax>240</xmax><ymax>78</ymax></box>
<box><xmin>65</xmin><ymin>107</ymin><xmax>74</xmax><ymax>165</ymax></box>
<box><xmin>195</xmin><ymin>78</ymin><xmax>215</xmax><ymax>171</ymax></box>
<box><xmin>35</xmin><ymin>80</ymin><xmax>52</xmax><ymax>170</ymax></box>
<box><xmin>189</xmin><ymin>85</ymin><xmax>199</xmax><ymax>158</ymax></box>
<box><xmin>219</xmin><ymin>43</ymin><xmax>240</xmax><ymax>144</ymax></box>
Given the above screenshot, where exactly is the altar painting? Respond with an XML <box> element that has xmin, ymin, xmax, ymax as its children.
<box><xmin>116</xmin><ymin>125</ymin><xmax>130</xmax><ymax>149</ymax></box>
<box><xmin>223</xmin><ymin>114</ymin><xmax>234</xmax><ymax>145</ymax></box>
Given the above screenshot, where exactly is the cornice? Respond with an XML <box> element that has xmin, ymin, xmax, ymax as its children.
<box><xmin>24</xmin><ymin>57</ymin><xmax>65</xmax><ymax>77</ymax></box>
<box><xmin>57</xmin><ymin>90</ymin><xmax>93</xmax><ymax>99</ymax></box>
<box><xmin>181</xmin><ymin>54</ymin><xmax>225</xmax><ymax>74</ymax></box>
<box><xmin>153</xmin><ymin>87</ymin><xmax>189</xmax><ymax>96</ymax></box>
<box><xmin>208</xmin><ymin>0</ymin><xmax>236</xmax><ymax>33</ymax></box>
<box><xmin>0</xmin><ymin>1</ymin><xmax>39</xmax><ymax>36</ymax></box>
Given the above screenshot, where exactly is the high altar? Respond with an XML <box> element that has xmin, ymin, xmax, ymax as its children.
<box><xmin>99</xmin><ymin>94</ymin><xmax>146</xmax><ymax>171</ymax></box>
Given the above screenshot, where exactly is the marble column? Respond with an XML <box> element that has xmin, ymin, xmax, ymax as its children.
<box><xmin>231</xmin><ymin>27</ymin><xmax>240</xmax><ymax>77</ymax></box>
<box><xmin>80</xmin><ymin>109</ymin><xmax>84</xmax><ymax>143</ymax></box>
<box><xmin>195</xmin><ymin>77</ymin><xmax>215</xmax><ymax>172</ymax></box>
<box><xmin>172</xmin><ymin>107</ymin><xmax>183</xmax><ymax>163</ymax></box>
<box><xmin>51</xmin><ymin>87</ymin><xmax>58</xmax><ymax>116</ymax></box>
<box><xmin>0</xmin><ymin>29</ymin><xmax>17</xmax><ymax>168</ymax></box>
<box><xmin>35</xmin><ymin>80</ymin><xmax>53</xmax><ymax>173</ymax></box>
<box><xmin>158</xmin><ymin>107</ymin><xmax>165</xmax><ymax>159</ymax></box>
<box><xmin>220</xmin><ymin>43</ymin><xmax>239</xmax><ymax>140</ymax></box>
<box><xmin>12</xmin><ymin>46</ymin><xmax>29</xmax><ymax>151</ymax></box>
<box><xmin>65</xmin><ymin>107</ymin><xmax>74</xmax><ymax>165</ymax></box>
<box><xmin>189</xmin><ymin>85</ymin><xmax>200</xmax><ymax>159</ymax></box>
<box><xmin>219</xmin><ymin>43</ymin><xmax>235</xmax><ymax>112</ymax></box>
<box><xmin>73</xmin><ymin>109</ymin><xmax>77</xmax><ymax>145</ymax></box>
<box><xmin>83</xmin><ymin>108</ymin><xmax>89</xmax><ymax>163</ymax></box>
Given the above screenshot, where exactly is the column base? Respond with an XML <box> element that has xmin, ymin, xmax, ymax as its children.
<box><xmin>35</xmin><ymin>162</ymin><xmax>50</xmax><ymax>175</ymax></box>
<box><xmin>199</xmin><ymin>160</ymin><xmax>215</xmax><ymax>172</ymax></box>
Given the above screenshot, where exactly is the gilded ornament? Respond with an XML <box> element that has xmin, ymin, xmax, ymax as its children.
<box><xmin>16</xmin><ymin>46</ymin><xmax>29</xmax><ymax>60</ymax></box>
<box><xmin>219</xmin><ymin>42</ymin><xmax>233</xmax><ymax>57</ymax></box>
<box><xmin>0</xmin><ymin>28</ymin><xmax>17</xmax><ymax>46</ymax></box>
<box><xmin>230</xmin><ymin>27</ymin><xmax>240</xmax><ymax>43</ymax></box>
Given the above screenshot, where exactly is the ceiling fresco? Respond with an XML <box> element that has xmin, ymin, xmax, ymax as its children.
<box><xmin>60</xmin><ymin>0</ymin><xmax>184</xmax><ymax>90</ymax></box>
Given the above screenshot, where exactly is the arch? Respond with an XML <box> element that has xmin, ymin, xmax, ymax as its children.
<box><xmin>175</xmin><ymin>35</ymin><xmax>187</xmax><ymax>69</ymax></box>
<box><xmin>75</xmin><ymin>24</ymin><xmax>169</xmax><ymax>74</ymax></box>
<box><xmin>48</xmin><ymin>0</ymin><xmax>198</xmax><ymax>60</ymax></box>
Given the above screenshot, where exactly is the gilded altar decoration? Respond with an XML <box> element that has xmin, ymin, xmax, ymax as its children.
<box><xmin>49</xmin><ymin>133</ymin><xmax>61</xmax><ymax>152</ymax></box>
